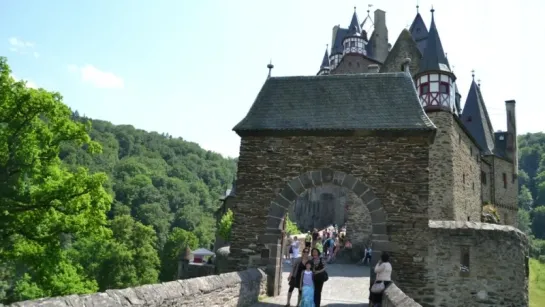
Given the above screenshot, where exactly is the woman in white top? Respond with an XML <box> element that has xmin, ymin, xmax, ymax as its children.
<box><xmin>369</xmin><ymin>252</ymin><xmax>392</xmax><ymax>305</ymax></box>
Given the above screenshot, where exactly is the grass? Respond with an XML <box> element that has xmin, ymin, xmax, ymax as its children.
<box><xmin>530</xmin><ymin>258</ymin><xmax>545</xmax><ymax>307</ymax></box>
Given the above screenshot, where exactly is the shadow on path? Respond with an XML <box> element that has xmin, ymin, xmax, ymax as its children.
<box><xmin>254</xmin><ymin>263</ymin><xmax>370</xmax><ymax>307</ymax></box>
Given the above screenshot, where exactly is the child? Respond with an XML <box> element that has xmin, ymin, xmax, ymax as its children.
<box><xmin>299</xmin><ymin>261</ymin><xmax>315</xmax><ymax>307</ymax></box>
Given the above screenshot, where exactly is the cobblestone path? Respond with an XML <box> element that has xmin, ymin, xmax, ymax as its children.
<box><xmin>252</xmin><ymin>262</ymin><xmax>370</xmax><ymax>307</ymax></box>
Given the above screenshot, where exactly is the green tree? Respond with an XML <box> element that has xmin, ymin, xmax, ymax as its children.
<box><xmin>160</xmin><ymin>228</ymin><xmax>199</xmax><ymax>281</ymax></box>
<box><xmin>218</xmin><ymin>209</ymin><xmax>234</xmax><ymax>242</ymax></box>
<box><xmin>532</xmin><ymin>206</ymin><xmax>545</xmax><ymax>239</ymax></box>
<box><xmin>0</xmin><ymin>57</ymin><xmax>111</xmax><ymax>302</ymax></box>
<box><xmin>520</xmin><ymin>185</ymin><xmax>534</xmax><ymax>211</ymax></box>
<box><xmin>517</xmin><ymin>209</ymin><xmax>532</xmax><ymax>236</ymax></box>
<box><xmin>285</xmin><ymin>215</ymin><xmax>301</xmax><ymax>235</ymax></box>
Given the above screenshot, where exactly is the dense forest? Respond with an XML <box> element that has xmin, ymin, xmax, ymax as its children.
<box><xmin>0</xmin><ymin>58</ymin><xmax>236</xmax><ymax>303</ymax></box>
<box><xmin>517</xmin><ymin>132</ymin><xmax>545</xmax><ymax>259</ymax></box>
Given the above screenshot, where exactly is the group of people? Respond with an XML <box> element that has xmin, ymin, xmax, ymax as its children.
<box><xmin>285</xmin><ymin>247</ymin><xmax>328</xmax><ymax>307</ymax></box>
<box><xmin>284</xmin><ymin>228</ymin><xmax>392</xmax><ymax>307</ymax></box>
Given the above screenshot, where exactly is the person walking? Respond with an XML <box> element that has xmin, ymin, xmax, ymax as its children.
<box><xmin>369</xmin><ymin>252</ymin><xmax>392</xmax><ymax>306</ymax></box>
<box><xmin>311</xmin><ymin>248</ymin><xmax>328</xmax><ymax>307</ymax></box>
<box><xmin>305</xmin><ymin>231</ymin><xmax>312</xmax><ymax>248</ymax></box>
<box><xmin>299</xmin><ymin>261</ymin><xmax>315</xmax><ymax>307</ymax></box>
<box><xmin>290</xmin><ymin>236</ymin><xmax>300</xmax><ymax>260</ymax></box>
<box><xmin>285</xmin><ymin>248</ymin><xmax>311</xmax><ymax>307</ymax></box>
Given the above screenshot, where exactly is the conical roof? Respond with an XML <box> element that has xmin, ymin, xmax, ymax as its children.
<box><xmin>417</xmin><ymin>9</ymin><xmax>452</xmax><ymax>76</ymax></box>
<box><xmin>461</xmin><ymin>80</ymin><xmax>495</xmax><ymax>154</ymax></box>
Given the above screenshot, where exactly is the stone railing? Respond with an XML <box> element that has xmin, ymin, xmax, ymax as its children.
<box><xmin>382</xmin><ymin>283</ymin><xmax>422</xmax><ymax>307</ymax></box>
<box><xmin>2</xmin><ymin>268</ymin><xmax>266</xmax><ymax>307</ymax></box>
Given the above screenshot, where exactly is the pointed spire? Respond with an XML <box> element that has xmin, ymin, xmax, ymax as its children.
<box><xmin>471</xmin><ymin>69</ymin><xmax>475</xmax><ymax>80</ymax></box>
<box><xmin>416</xmin><ymin>0</ymin><xmax>420</xmax><ymax>13</ymax></box>
<box><xmin>320</xmin><ymin>45</ymin><xmax>330</xmax><ymax>69</ymax></box>
<box><xmin>461</xmin><ymin>78</ymin><xmax>495</xmax><ymax>154</ymax></box>
<box><xmin>417</xmin><ymin>8</ymin><xmax>453</xmax><ymax>77</ymax></box>
<box><xmin>348</xmin><ymin>8</ymin><xmax>361</xmax><ymax>35</ymax></box>
<box><xmin>409</xmin><ymin>4</ymin><xmax>429</xmax><ymax>54</ymax></box>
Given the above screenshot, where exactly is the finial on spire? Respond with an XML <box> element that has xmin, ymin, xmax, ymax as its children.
<box><xmin>326</xmin><ymin>44</ymin><xmax>329</xmax><ymax>50</ymax></box>
<box><xmin>354</xmin><ymin>6</ymin><xmax>357</xmax><ymax>12</ymax></box>
<box><xmin>417</xmin><ymin>0</ymin><xmax>420</xmax><ymax>13</ymax></box>
<box><xmin>471</xmin><ymin>69</ymin><xmax>475</xmax><ymax>80</ymax></box>
<box><xmin>431</xmin><ymin>5</ymin><xmax>435</xmax><ymax>14</ymax></box>
<box><xmin>478</xmin><ymin>79</ymin><xmax>481</xmax><ymax>87</ymax></box>
<box><xmin>368</xmin><ymin>3</ymin><xmax>372</xmax><ymax>14</ymax></box>
<box><xmin>267</xmin><ymin>60</ymin><xmax>274</xmax><ymax>78</ymax></box>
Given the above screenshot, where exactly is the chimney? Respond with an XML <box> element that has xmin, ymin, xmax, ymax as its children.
<box><xmin>368</xmin><ymin>64</ymin><xmax>380</xmax><ymax>73</ymax></box>
<box><xmin>331</xmin><ymin>25</ymin><xmax>340</xmax><ymax>52</ymax></box>
<box><xmin>403</xmin><ymin>58</ymin><xmax>411</xmax><ymax>74</ymax></box>
<box><xmin>505</xmin><ymin>100</ymin><xmax>518</xmax><ymax>176</ymax></box>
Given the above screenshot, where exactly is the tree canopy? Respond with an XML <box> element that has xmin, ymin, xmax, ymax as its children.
<box><xmin>0</xmin><ymin>57</ymin><xmax>236</xmax><ymax>304</ymax></box>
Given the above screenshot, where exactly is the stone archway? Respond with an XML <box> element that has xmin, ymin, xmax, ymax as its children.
<box><xmin>261</xmin><ymin>168</ymin><xmax>391</xmax><ymax>296</ymax></box>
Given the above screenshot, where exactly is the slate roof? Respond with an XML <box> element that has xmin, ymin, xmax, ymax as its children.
<box><xmin>348</xmin><ymin>11</ymin><xmax>362</xmax><ymax>35</ymax></box>
<box><xmin>409</xmin><ymin>12</ymin><xmax>429</xmax><ymax>54</ymax></box>
<box><xmin>494</xmin><ymin>132</ymin><xmax>508</xmax><ymax>158</ymax></box>
<box><xmin>418</xmin><ymin>10</ymin><xmax>452</xmax><ymax>75</ymax></box>
<box><xmin>461</xmin><ymin>80</ymin><xmax>495</xmax><ymax>154</ymax></box>
<box><xmin>320</xmin><ymin>49</ymin><xmax>329</xmax><ymax>69</ymax></box>
<box><xmin>233</xmin><ymin>73</ymin><xmax>436</xmax><ymax>133</ymax></box>
<box><xmin>332</xmin><ymin>28</ymin><xmax>349</xmax><ymax>55</ymax></box>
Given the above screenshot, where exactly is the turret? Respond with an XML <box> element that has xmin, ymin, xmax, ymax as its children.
<box><xmin>414</xmin><ymin>8</ymin><xmax>456</xmax><ymax>113</ymax></box>
<box><xmin>317</xmin><ymin>47</ymin><xmax>330</xmax><ymax>75</ymax></box>
<box><xmin>505</xmin><ymin>100</ymin><xmax>518</xmax><ymax>174</ymax></box>
<box><xmin>409</xmin><ymin>5</ymin><xmax>429</xmax><ymax>54</ymax></box>
<box><xmin>342</xmin><ymin>7</ymin><xmax>368</xmax><ymax>57</ymax></box>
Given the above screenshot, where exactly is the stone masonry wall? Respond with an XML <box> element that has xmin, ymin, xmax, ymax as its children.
<box><xmin>480</xmin><ymin>159</ymin><xmax>492</xmax><ymax>204</ymax></box>
<box><xmin>427</xmin><ymin>112</ymin><xmax>481</xmax><ymax>222</ymax></box>
<box><xmin>382</xmin><ymin>283</ymin><xmax>422</xmax><ymax>307</ymax></box>
<box><xmin>3</xmin><ymin>268</ymin><xmax>267</xmax><ymax>307</ymax></box>
<box><xmin>451</xmin><ymin>118</ymin><xmax>482</xmax><ymax>222</ymax></box>
<box><xmin>427</xmin><ymin>112</ymin><xmax>455</xmax><ymax>220</ymax></box>
<box><xmin>428</xmin><ymin>221</ymin><xmax>529</xmax><ymax>307</ymax></box>
<box><xmin>331</xmin><ymin>55</ymin><xmax>377</xmax><ymax>74</ymax></box>
<box><xmin>230</xmin><ymin>134</ymin><xmax>434</xmax><ymax>303</ymax></box>
<box><xmin>345</xmin><ymin>189</ymin><xmax>372</xmax><ymax>252</ymax></box>
<box><xmin>492</xmin><ymin>156</ymin><xmax>518</xmax><ymax>226</ymax></box>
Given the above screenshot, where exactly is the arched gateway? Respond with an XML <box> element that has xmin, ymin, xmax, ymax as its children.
<box><xmin>263</xmin><ymin>169</ymin><xmax>390</xmax><ymax>295</ymax></box>
<box><xmin>229</xmin><ymin>72</ymin><xmax>437</xmax><ymax>299</ymax></box>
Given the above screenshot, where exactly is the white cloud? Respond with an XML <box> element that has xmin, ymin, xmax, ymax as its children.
<box><xmin>10</xmin><ymin>74</ymin><xmax>38</xmax><ymax>89</ymax></box>
<box><xmin>8</xmin><ymin>37</ymin><xmax>35</xmax><ymax>55</ymax></box>
<box><xmin>67</xmin><ymin>64</ymin><xmax>125</xmax><ymax>89</ymax></box>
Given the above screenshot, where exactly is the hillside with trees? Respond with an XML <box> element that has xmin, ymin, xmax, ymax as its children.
<box><xmin>517</xmin><ymin>132</ymin><xmax>545</xmax><ymax>259</ymax></box>
<box><xmin>0</xmin><ymin>58</ymin><xmax>236</xmax><ymax>304</ymax></box>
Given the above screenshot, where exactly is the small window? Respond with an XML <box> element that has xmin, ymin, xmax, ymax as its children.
<box><xmin>467</xmin><ymin>216</ymin><xmax>470</xmax><ymax>221</ymax></box>
<box><xmin>503</xmin><ymin>173</ymin><xmax>507</xmax><ymax>188</ymax></box>
<box><xmin>463</xmin><ymin>174</ymin><xmax>465</xmax><ymax>184</ymax></box>
<box><xmin>420</xmin><ymin>83</ymin><xmax>430</xmax><ymax>95</ymax></box>
<box><xmin>439</xmin><ymin>82</ymin><xmax>449</xmax><ymax>94</ymax></box>
<box><xmin>472</xmin><ymin>182</ymin><xmax>475</xmax><ymax>191</ymax></box>
<box><xmin>481</xmin><ymin>171</ymin><xmax>487</xmax><ymax>185</ymax></box>
<box><xmin>460</xmin><ymin>246</ymin><xmax>470</xmax><ymax>277</ymax></box>
<box><xmin>350</xmin><ymin>41</ymin><xmax>355</xmax><ymax>48</ymax></box>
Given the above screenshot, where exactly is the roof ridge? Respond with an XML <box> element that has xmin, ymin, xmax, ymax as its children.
<box><xmin>269</xmin><ymin>72</ymin><xmax>409</xmax><ymax>81</ymax></box>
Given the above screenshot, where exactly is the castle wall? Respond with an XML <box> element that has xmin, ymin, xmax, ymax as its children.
<box><xmin>428</xmin><ymin>221</ymin><xmax>529</xmax><ymax>307</ymax></box>
<box><xmin>427</xmin><ymin>112</ymin><xmax>481</xmax><ymax>221</ymax></box>
<box><xmin>480</xmin><ymin>159</ymin><xmax>492</xmax><ymax>204</ymax></box>
<box><xmin>451</xmin><ymin>119</ymin><xmax>482</xmax><ymax>221</ymax></box>
<box><xmin>491</xmin><ymin>156</ymin><xmax>518</xmax><ymax>226</ymax></box>
<box><xmin>331</xmin><ymin>54</ymin><xmax>377</xmax><ymax>75</ymax></box>
<box><xmin>231</xmin><ymin>134</ymin><xmax>434</xmax><ymax>302</ymax></box>
<box><xmin>427</xmin><ymin>112</ymin><xmax>455</xmax><ymax>220</ymax></box>
<box><xmin>291</xmin><ymin>184</ymin><xmax>349</xmax><ymax>231</ymax></box>
<box><xmin>4</xmin><ymin>268</ymin><xmax>267</xmax><ymax>307</ymax></box>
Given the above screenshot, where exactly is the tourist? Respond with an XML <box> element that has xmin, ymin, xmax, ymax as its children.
<box><xmin>305</xmin><ymin>231</ymin><xmax>312</xmax><ymax>248</ymax></box>
<box><xmin>314</xmin><ymin>237</ymin><xmax>323</xmax><ymax>254</ymax></box>
<box><xmin>285</xmin><ymin>235</ymin><xmax>293</xmax><ymax>263</ymax></box>
<box><xmin>331</xmin><ymin>236</ymin><xmax>340</xmax><ymax>262</ymax></box>
<box><xmin>291</xmin><ymin>236</ymin><xmax>300</xmax><ymax>260</ymax></box>
<box><xmin>299</xmin><ymin>261</ymin><xmax>315</xmax><ymax>307</ymax></box>
<box><xmin>360</xmin><ymin>246</ymin><xmax>372</xmax><ymax>265</ymax></box>
<box><xmin>286</xmin><ymin>248</ymin><xmax>312</xmax><ymax>307</ymax></box>
<box><xmin>312</xmin><ymin>228</ymin><xmax>319</xmax><ymax>246</ymax></box>
<box><xmin>325</xmin><ymin>236</ymin><xmax>335</xmax><ymax>262</ymax></box>
<box><xmin>311</xmin><ymin>248</ymin><xmax>328</xmax><ymax>307</ymax></box>
<box><xmin>369</xmin><ymin>252</ymin><xmax>392</xmax><ymax>306</ymax></box>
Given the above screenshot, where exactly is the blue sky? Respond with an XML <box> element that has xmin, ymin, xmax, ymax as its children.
<box><xmin>1</xmin><ymin>0</ymin><xmax>542</xmax><ymax>158</ymax></box>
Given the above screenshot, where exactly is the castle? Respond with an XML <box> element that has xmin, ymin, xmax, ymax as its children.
<box><xmin>227</xmin><ymin>5</ymin><xmax>529</xmax><ymax>306</ymax></box>
<box><xmin>281</xmin><ymin>6</ymin><xmax>519</xmax><ymax>236</ymax></box>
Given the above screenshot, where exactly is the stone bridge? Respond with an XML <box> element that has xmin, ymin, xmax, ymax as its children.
<box><xmin>1</xmin><ymin>264</ymin><xmax>418</xmax><ymax>307</ymax></box>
